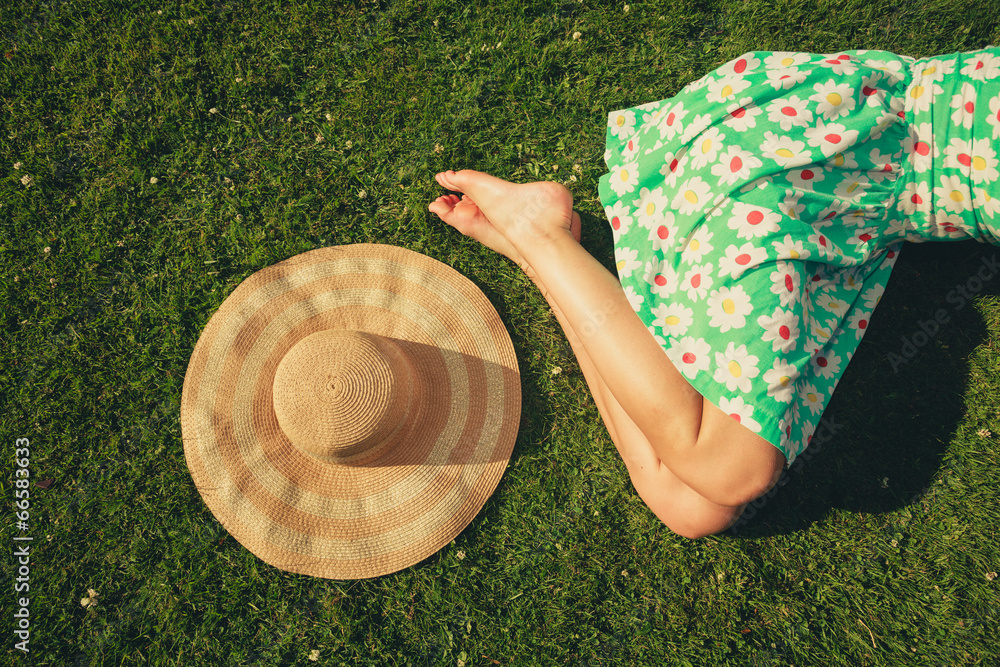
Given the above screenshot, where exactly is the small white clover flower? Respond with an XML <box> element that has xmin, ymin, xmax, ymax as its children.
<box><xmin>552</xmin><ymin>164</ymin><xmax>559</xmax><ymax>172</ymax></box>
<box><xmin>987</xmin><ymin>572</ymin><xmax>997</xmax><ymax>581</ymax></box>
<box><xmin>345</xmin><ymin>140</ymin><xmax>353</xmax><ymax>149</ymax></box>
<box><xmin>551</xmin><ymin>366</ymin><xmax>562</xmax><ymax>375</ymax></box>
<box><xmin>358</xmin><ymin>189</ymin><xmax>367</xmax><ymax>199</ymax></box>
<box><xmin>315</xmin><ymin>134</ymin><xmax>325</xmax><ymax>143</ymax></box>
<box><xmin>149</xmin><ymin>177</ymin><xmax>158</xmax><ymax>184</ymax></box>
<box><xmin>209</xmin><ymin>107</ymin><xmax>218</xmax><ymax>114</ymax></box>
<box><xmin>434</xmin><ymin>143</ymin><xmax>444</xmax><ymax>154</ymax></box>
<box><xmin>624</xmin><ymin>4</ymin><xmax>630</xmax><ymax>12</ymax></box>
<box><xmin>235</xmin><ymin>77</ymin><xmax>243</xmax><ymax>82</ymax></box>
<box><xmin>13</xmin><ymin>162</ymin><xmax>21</xmax><ymax>170</ymax></box>
<box><xmin>43</xmin><ymin>246</ymin><xmax>50</xmax><ymax>254</ymax></box>
<box><xmin>572</xmin><ymin>31</ymin><xmax>582</xmax><ymax>40</ymax></box>
<box><xmin>308</xmin><ymin>649</ymin><xmax>320</xmax><ymax>661</ymax></box>
<box><xmin>20</xmin><ymin>174</ymin><xmax>32</xmax><ymax>187</ymax></box>
<box><xmin>456</xmin><ymin>550</ymin><xmax>465</xmax><ymax>560</ymax></box>
<box><xmin>188</xmin><ymin>19</ymin><xmax>193</xmax><ymax>25</ymax></box>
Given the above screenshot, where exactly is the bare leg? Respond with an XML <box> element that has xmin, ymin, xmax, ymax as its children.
<box><xmin>429</xmin><ymin>172</ymin><xmax>783</xmax><ymax>534</ymax></box>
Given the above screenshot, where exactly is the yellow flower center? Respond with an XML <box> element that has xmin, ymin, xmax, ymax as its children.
<box><xmin>826</xmin><ymin>92</ymin><xmax>842</xmax><ymax>106</ymax></box>
<box><xmin>922</xmin><ymin>66</ymin><xmax>937</xmax><ymax>76</ymax></box>
<box><xmin>620</xmin><ymin>169</ymin><xmax>629</xmax><ymax>182</ymax></box>
<box><xmin>728</xmin><ymin>360</ymin><xmax>742</xmax><ymax>377</ymax></box>
<box><xmin>789</xmin><ymin>249</ymin><xmax>800</xmax><ymax>259</ymax></box>
<box><xmin>690</xmin><ymin>239</ymin><xmax>701</xmax><ymax>251</ymax></box>
<box><xmin>701</xmin><ymin>138</ymin><xmax>713</xmax><ymax>154</ymax></box>
<box><xmin>664</xmin><ymin>315</ymin><xmax>681</xmax><ymax>326</ymax></box>
<box><xmin>722</xmin><ymin>298</ymin><xmax>736</xmax><ymax>314</ymax></box>
<box><xmin>807</xmin><ymin>392</ymin><xmax>817</xmax><ymax>402</ymax></box>
<box><xmin>779</xmin><ymin>376</ymin><xmax>790</xmax><ymax>388</ymax></box>
<box><xmin>684</xmin><ymin>190</ymin><xmax>699</xmax><ymax>204</ymax></box>
<box><xmin>646</xmin><ymin>202</ymin><xmax>656</xmax><ymax>215</ymax></box>
<box><xmin>910</xmin><ymin>85</ymin><xmax>925</xmax><ymax>99</ymax></box>
<box><xmin>781</xmin><ymin>57</ymin><xmax>794</xmax><ymax>66</ymax></box>
<box><xmin>721</xmin><ymin>84</ymin><xmax>733</xmax><ymax>98</ymax></box>
<box><xmin>833</xmin><ymin>153</ymin><xmax>845</xmax><ymax>166</ymax></box>
<box><xmin>950</xmin><ymin>190</ymin><xmax>965</xmax><ymax>202</ymax></box>
<box><xmin>616</xmin><ymin>259</ymin><xmax>626</xmax><ymax>271</ymax></box>
<box><xmin>616</xmin><ymin>114</ymin><xmax>626</xmax><ymax>127</ymax></box>
<box><xmin>776</xmin><ymin>148</ymin><xmax>795</xmax><ymax>158</ymax></box>
<box><xmin>973</xmin><ymin>156</ymin><xmax>987</xmax><ymax>171</ymax></box>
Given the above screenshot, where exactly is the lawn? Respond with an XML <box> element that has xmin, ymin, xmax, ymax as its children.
<box><xmin>2</xmin><ymin>0</ymin><xmax>1000</xmax><ymax>665</ymax></box>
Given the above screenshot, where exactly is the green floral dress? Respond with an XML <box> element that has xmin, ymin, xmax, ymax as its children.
<box><xmin>598</xmin><ymin>47</ymin><xmax>1000</xmax><ymax>463</ymax></box>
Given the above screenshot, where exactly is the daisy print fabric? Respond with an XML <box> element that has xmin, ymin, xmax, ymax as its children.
<box><xmin>598</xmin><ymin>47</ymin><xmax>1000</xmax><ymax>463</ymax></box>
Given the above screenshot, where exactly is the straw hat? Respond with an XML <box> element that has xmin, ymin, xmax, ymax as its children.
<box><xmin>180</xmin><ymin>244</ymin><xmax>521</xmax><ymax>579</ymax></box>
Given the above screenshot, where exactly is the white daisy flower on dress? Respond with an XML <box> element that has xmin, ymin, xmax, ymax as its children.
<box><xmin>713</xmin><ymin>342</ymin><xmax>760</xmax><ymax>393</ymax></box>
<box><xmin>727</xmin><ymin>201</ymin><xmax>781</xmax><ymax>239</ymax></box>
<box><xmin>903</xmin><ymin>122</ymin><xmax>937</xmax><ymax>173</ymax></box>
<box><xmin>635</xmin><ymin>187</ymin><xmax>670</xmax><ymax>229</ymax></box>
<box><xmin>896</xmin><ymin>181</ymin><xmax>932</xmax><ymax>216</ymax></box>
<box><xmin>779</xmin><ymin>189</ymin><xmax>806</xmax><ymax>222</ymax></box>
<box><xmin>867</xmin><ymin>147</ymin><xmax>898</xmax><ymax>184</ymax></box>
<box><xmin>722</xmin><ymin>97</ymin><xmax>763</xmax><ymax>132</ymax></box>
<box><xmin>761</xmin><ymin>132</ymin><xmax>811</xmax><ymax>168</ymax></box>
<box><xmin>765</xmin><ymin>52</ymin><xmax>811</xmax><ymax>70</ymax></box>
<box><xmin>643</xmin><ymin>259</ymin><xmax>680</xmax><ymax>297</ymax></box>
<box><xmin>646</xmin><ymin>213</ymin><xmax>678</xmax><ymax>252</ymax></box>
<box><xmin>847</xmin><ymin>310</ymin><xmax>872</xmax><ymax>339</ymax></box>
<box><xmin>807</xmin><ymin>229</ymin><xmax>838</xmax><ymax>259</ymax></box>
<box><xmin>718</xmin><ymin>241</ymin><xmax>767</xmax><ymax>279</ymax></box>
<box><xmin>771</xmin><ymin>236</ymin><xmax>810</xmax><ymax>263</ymax></box>
<box><xmin>833</xmin><ymin>172</ymin><xmax>871</xmax><ymax>203</ymax></box>
<box><xmin>717</xmin><ymin>53</ymin><xmax>762</xmax><ymax>77</ymax></box>
<box><xmin>609</xmin><ymin>110</ymin><xmax>637</xmax><ymax>138</ymax></box>
<box><xmin>653</xmin><ymin>302</ymin><xmax>694</xmax><ymax>337</ymax></box>
<box><xmin>934</xmin><ymin>174</ymin><xmax>973</xmax><ymax>214</ymax></box>
<box><xmin>867</xmin><ymin>59</ymin><xmax>909</xmax><ymax>86</ymax></box>
<box><xmin>673</xmin><ymin>176</ymin><xmax>712</xmax><ymax>216</ymax></box>
<box><xmin>605</xmin><ymin>201</ymin><xmax>634</xmax><ymax>243</ymax></box>
<box><xmin>764</xmin><ymin>358</ymin><xmax>799</xmax><ymax>403</ymax></box>
<box><xmin>766</xmin><ymin>95</ymin><xmax>814</xmax><ymax>132</ymax></box>
<box><xmin>690</xmin><ymin>126</ymin><xmax>726</xmax><ymax>170</ymax></box>
<box><xmin>804</xmin><ymin>121</ymin><xmax>859</xmax><ymax>158</ymax></box>
<box><xmin>769</xmin><ymin>260</ymin><xmax>801</xmax><ymax>307</ymax></box>
<box><xmin>974</xmin><ymin>187</ymin><xmax>1000</xmax><ymax>219</ymax></box>
<box><xmin>757</xmin><ymin>306</ymin><xmax>800</xmax><ymax>353</ymax></box>
<box><xmin>811</xmin><ymin>80</ymin><xmax>857</xmax><ymax>121</ymax></box>
<box><xmin>913</xmin><ymin>58</ymin><xmax>954</xmax><ymax>83</ymax></box>
<box><xmin>681</xmin><ymin>226</ymin><xmax>715</xmax><ymax>264</ymax></box>
<box><xmin>824</xmin><ymin>150</ymin><xmax>859</xmax><ymax>172</ymax></box>
<box><xmin>711</xmin><ymin>145</ymin><xmax>761</xmax><ymax>186</ymax></box>
<box><xmin>960</xmin><ymin>52</ymin><xmax>1000</xmax><ymax>81</ymax></box>
<box><xmin>944</xmin><ymin>138</ymin><xmax>998</xmax><ymax>185</ymax></box>
<box><xmin>659</xmin><ymin>146</ymin><xmax>688</xmax><ymax>189</ymax></box>
<box><xmin>786</xmin><ymin>166</ymin><xmax>826</xmax><ymax>191</ymax></box>
<box><xmin>718</xmin><ymin>395</ymin><xmax>762</xmax><ymax>433</ymax></box>
<box><xmin>680</xmin><ymin>113</ymin><xmax>714</xmax><ymax>144</ymax></box>
<box><xmin>622</xmin><ymin>284</ymin><xmax>645</xmax><ymax>312</ymax></box>
<box><xmin>932</xmin><ymin>213</ymin><xmax>970</xmax><ymax>239</ymax></box>
<box><xmin>608</xmin><ymin>161</ymin><xmax>639</xmax><ymax>197</ymax></box>
<box><xmin>819</xmin><ymin>295</ymin><xmax>849</xmax><ymax>316</ymax></box>
<box><xmin>846</xmin><ymin>227</ymin><xmax>878</xmax><ymax>254</ymax></box>
<box><xmin>949</xmin><ymin>82</ymin><xmax>978</xmax><ymax>130</ymax></box>
<box><xmin>766</xmin><ymin>66</ymin><xmax>808</xmax><ymax>91</ymax></box>
<box><xmin>707</xmin><ymin>285</ymin><xmax>753</xmax><ymax>332</ymax></box>
<box><xmin>667</xmin><ymin>336</ymin><xmax>711</xmax><ymax>380</ymax></box>
<box><xmin>858</xmin><ymin>72</ymin><xmax>888</xmax><ymax>107</ymax></box>
<box><xmin>904</xmin><ymin>78</ymin><xmax>942</xmax><ymax>115</ymax></box>
<box><xmin>681</xmin><ymin>262</ymin><xmax>714</xmax><ymax>301</ymax></box>
<box><xmin>798</xmin><ymin>382</ymin><xmax>825</xmax><ymax>415</ymax></box>
<box><xmin>739</xmin><ymin>175</ymin><xmax>774</xmax><ymax>194</ymax></box>
<box><xmin>817</xmin><ymin>53</ymin><xmax>858</xmax><ymax>76</ymax></box>
<box><xmin>657</xmin><ymin>102</ymin><xmax>689</xmax><ymax>141</ymax></box>
<box><xmin>620</xmin><ymin>135</ymin><xmax>641</xmax><ymax>160</ymax></box>
<box><xmin>706</xmin><ymin>74</ymin><xmax>751</xmax><ymax>104</ymax></box>
<box><xmin>614</xmin><ymin>246</ymin><xmax>642</xmax><ymax>278</ymax></box>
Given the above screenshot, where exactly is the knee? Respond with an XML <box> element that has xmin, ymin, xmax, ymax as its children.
<box><xmin>660</xmin><ymin>506</ymin><xmax>743</xmax><ymax>540</ymax></box>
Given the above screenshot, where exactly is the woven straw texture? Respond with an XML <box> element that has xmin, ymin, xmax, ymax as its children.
<box><xmin>181</xmin><ymin>244</ymin><xmax>521</xmax><ymax>579</ymax></box>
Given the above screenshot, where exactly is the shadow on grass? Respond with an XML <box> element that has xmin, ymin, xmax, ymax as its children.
<box><xmin>734</xmin><ymin>240</ymin><xmax>1000</xmax><ymax>537</ymax></box>
<box><xmin>582</xmin><ymin>211</ymin><xmax>999</xmax><ymax>537</ymax></box>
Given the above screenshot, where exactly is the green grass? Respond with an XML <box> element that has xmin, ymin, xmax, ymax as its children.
<box><xmin>3</xmin><ymin>0</ymin><xmax>1000</xmax><ymax>664</ymax></box>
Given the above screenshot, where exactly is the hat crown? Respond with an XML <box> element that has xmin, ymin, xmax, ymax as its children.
<box><xmin>272</xmin><ymin>330</ymin><xmax>416</xmax><ymax>462</ymax></box>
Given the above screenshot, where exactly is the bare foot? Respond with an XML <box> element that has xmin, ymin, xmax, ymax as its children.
<box><xmin>428</xmin><ymin>170</ymin><xmax>581</xmax><ymax>275</ymax></box>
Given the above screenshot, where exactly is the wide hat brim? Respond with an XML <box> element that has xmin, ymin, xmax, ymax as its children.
<box><xmin>181</xmin><ymin>244</ymin><xmax>521</xmax><ymax>579</ymax></box>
